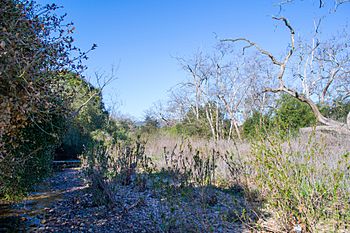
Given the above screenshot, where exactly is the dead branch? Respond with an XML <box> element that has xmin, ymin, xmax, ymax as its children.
<box><xmin>70</xmin><ymin>70</ymin><xmax>115</xmax><ymax>118</ymax></box>
<box><xmin>223</xmin><ymin>15</ymin><xmax>350</xmax><ymax>134</ymax></box>
<box><xmin>300</xmin><ymin>125</ymin><xmax>350</xmax><ymax>135</ymax></box>
<box><xmin>264</xmin><ymin>87</ymin><xmax>348</xmax><ymax>130</ymax></box>
<box><xmin>221</xmin><ymin>38</ymin><xmax>282</xmax><ymax>66</ymax></box>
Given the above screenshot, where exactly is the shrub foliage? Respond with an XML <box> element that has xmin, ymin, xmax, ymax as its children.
<box><xmin>0</xmin><ymin>0</ymin><xmax>94</xmax><ymax>199</ymax></box>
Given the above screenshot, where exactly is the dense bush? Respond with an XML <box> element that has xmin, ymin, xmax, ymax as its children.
<box><xmin>139</xmin><ymin>115</ymin><xmax>160</xmax><ymax>135</ymax></box>
<box><xmin>242</xmin><ymin>111</ymin><xmax>272</xmax><ymax>139</ymax></box>
<box><xmin>0</xmin><ymin>0</ymin><xmax>93</xmax><ymax>199</ymax></box>
<box><xmin>0</xmin><ymin>113</ymin><xmax>66</xmax><ymax>199</ymax></box>
<box><xmin>55</xmin><ymin>74</ymin><xmax>109</xmax><ymax>160</ymax></box>
<box><xmin>242</xmin><ymin>95</ymin><xmax>317</xmax><ymax>139</ymax></box>
<box><xmin>162</xmin><ymin>106</ymin><xmax>220</xmax><ymax>139</ymax></box>
<box><xmin>251</xmin><ymin>134</ymin><xmax>350</xmax><ymax>232</ymax></box>
<box><xmin>273</xmin><ymin>94</ymin><xmax>317</xmax><ymax>135</ymax></box>
<box><xmin>164</xmin><ymin>121</ymin><xmax>211</xmax><ymax>138</ymax></box>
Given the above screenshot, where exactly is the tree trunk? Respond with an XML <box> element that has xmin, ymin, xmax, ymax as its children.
<box><xmin>205</xmin><ymin>105</ymin><xmax>216</xmax><ymax>140</ymax></box>
<box><xmin>228</xmin><ymin>120</ymin><xmax>233</xmax><ymax>140</ymax></box>
<box><xmin>232</xmin><ymin>120</ymin><xmax>242</xmax><ymax>141</ymax></box>
<box><xmin>218</xmin><ymin>95</ymin><xmax>242</xmax><ymax>141</ymax></box>
<box><xmin>215</xmin><ymin>102</ymin><xmax>220</xmax><ymax>140</ymax></box>
<box><xmin>282</xmin><ymin>88</ymin><xmax>350</xmax><ymax>134</ymax></box>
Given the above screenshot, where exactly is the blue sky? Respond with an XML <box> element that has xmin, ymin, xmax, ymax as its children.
<box><xmin>37</xmin><ymin>0</ymin><xmax>350</xmax><ymax>119</ymax></box>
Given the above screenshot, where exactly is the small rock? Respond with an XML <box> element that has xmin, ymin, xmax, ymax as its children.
<box><xmin>29</xmin><ymin>222</ymin><xmax>37</xmax><ymax>227</ymax></box>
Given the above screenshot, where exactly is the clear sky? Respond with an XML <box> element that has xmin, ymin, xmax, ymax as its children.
<box><xmin>37</xmin><ymin>0</ymin><xmax>350</xmax><ymax>120</ymax></box>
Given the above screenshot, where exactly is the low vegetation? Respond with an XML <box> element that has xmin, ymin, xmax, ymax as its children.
<box><xmin>1</xmin><ymin>0</ymin><xmax>349</xmax><ymax>232</ymax></box>
<box><xmin>80</xmin><ymin>128</ymin><xmax>349</xmax><ymax>232</ymax></box>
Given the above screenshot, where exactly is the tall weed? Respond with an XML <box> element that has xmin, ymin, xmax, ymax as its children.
<box><xmin>251</xmin><ymin>132</ymin><xmax>350</xmax><ymax>232</ymax></box>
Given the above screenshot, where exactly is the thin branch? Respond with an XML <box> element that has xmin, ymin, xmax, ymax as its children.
<box><xmin>319</xmin><ymin>0</ymin><xmax>324</xmax><ymax>8</ymax></box>
<box><xmin>272</xmin><ymin>17</ymin><xmax>295</xmax><ymax>36</ymax></box>
<box><xmin>221</xmin><ymin>38</ymin><xmax>282</xmax><ymax>66</ymax></box>
<box><xmin>70</xmin><ymin>71</ymin><xmax>115</xmax><ymax>119</ymax></box>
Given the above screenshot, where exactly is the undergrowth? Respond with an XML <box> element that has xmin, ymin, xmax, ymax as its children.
<box><xmin>83</xmin><ymin>132</ymin><xmax>349</xmax><ymax>232</ymax></box>
<box><xmin>250</xmin><ymin>132</ymin><xmax>350</xmax><ymax>232</ymax></box>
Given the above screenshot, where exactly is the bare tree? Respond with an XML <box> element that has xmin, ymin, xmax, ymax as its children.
<box><xmin>174</xmin><ymin>52</ymin><xmax>222</xmax><ymax>139</ymax></box>
<box><xmin>173</xmin><ymin>50</ymin><xmax>256</xmax><ymax>140</ymax></box>
<box><xmin>209</xmin><ymin>52</ymin><xmax>247</xmax><ymax>140</ymax></box>
<box><xmin>176</xmin><ymin>52</ymin><xmax>210</xmax><ymax>121</ymax></box>
<box><xmin>314</xmin><ymin>32</ymin><xmax>350</xmax><ymax>104</ymax></box>
<box><xmin>222</xmin><ymin>16</ymin><xmax>350</xmax><ymax>134</ymax></box>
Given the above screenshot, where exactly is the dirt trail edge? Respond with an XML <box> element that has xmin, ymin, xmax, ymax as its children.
<box><xmin>0</xmin><ymin>168</ymin><xmax>85</xmax><ymax>233</ymax></box>
<box><xmin>1</xmin><ymin>167</ymin><xmax>251</xmax><ymax>233</ymax></box>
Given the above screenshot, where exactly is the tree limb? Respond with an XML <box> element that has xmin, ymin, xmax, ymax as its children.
<box><xmin>221</xmin><ymin>38</ymin><xmax>283</xmax><ymax>66</ymax></box>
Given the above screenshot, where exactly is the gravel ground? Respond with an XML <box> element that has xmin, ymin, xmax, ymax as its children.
<box><xmin>1</xmin><ymin>168</ymin><xmax>255</xmax><ymax>233</ymax></box>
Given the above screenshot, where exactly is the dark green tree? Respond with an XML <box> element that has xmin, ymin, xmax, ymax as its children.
<box><xmin>273</xmin><ymin>94</ymin><xmax>317</xmax><ymax>135</ymax></box>
<box><xmin>243</xmin><ymin>111</ymin><xmax>272</xmax><ymax>139</ymax></box>
<box><xmin>56</xmin><ymin>73</ymin><xmax>109</xmax><ymax>160</ymax></box>
<box><xmin>140</xmin><ymin>115</ymin><xmax>160</xmax><ymax>135</ymax></box>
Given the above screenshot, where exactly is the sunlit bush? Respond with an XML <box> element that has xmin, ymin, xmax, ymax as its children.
<box><xmin>251</xmin><ymin>133</ymin><xmax>350</xmax><ymax>232</ymax></box>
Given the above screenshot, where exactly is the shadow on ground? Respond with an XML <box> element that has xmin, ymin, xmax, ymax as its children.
<box><xmin>0</xmin><ymin>167</ymin><xmax>86</xmax><ymax>233</ymax></box>
<box><xmin>0</xmin><ymin>168</ymin><xmax>266</xmax><ymax>233</ymax></box>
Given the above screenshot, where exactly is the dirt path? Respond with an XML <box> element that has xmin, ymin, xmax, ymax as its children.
<box><xmin>0</xmin><ymin>167</ymin><xmax>251</xmax><ymax>233</ymax></box>
<box><xmin>0</xmin><ymin>168</ymin><xmax>86</xmax><ymax>232</ymax></box>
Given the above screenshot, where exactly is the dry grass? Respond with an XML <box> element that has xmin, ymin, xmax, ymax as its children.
<box><xmin>145</xmin><ymin>134</ymin><xmax>250</xmax><ymax>182</ymax></box>
<box><xmin>85</xmin><ymin>131</ymin><xmax>349</xmax><ymax>232</ymax></box>
<box><xmin>144</xmin><ymin>132</ymin><xmax>350</xmax><ymax>232</ymax></box>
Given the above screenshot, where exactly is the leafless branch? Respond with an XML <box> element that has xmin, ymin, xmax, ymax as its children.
<box><xmin>221</xmin><ymin>38</ymin><xmax>283</xmax><ymax>66</ymax></box>
<box><xmin>70</xmin><ymin>69</ymin><xmax>116</xmax><ymax>118</ymax></box>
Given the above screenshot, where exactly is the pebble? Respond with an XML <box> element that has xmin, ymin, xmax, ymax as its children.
<box><xmin>3</xmin><ymin>168</ymin><xmax>251</xmax><ymax>232</ymax></box>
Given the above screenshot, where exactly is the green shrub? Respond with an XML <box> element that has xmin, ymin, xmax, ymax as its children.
<box><xmin>242</xmin><ymin>111</ymin><xmax>272</xmax><ymax>139</ymax></box>
<box><xmin>56</xmin><ymin>73</ymin><xmax>110</xmax><ymax>160</ymax></box>
<box><xmin>251</xmin><ymin>133</ymin><xmax>350</xmax><ymax>232</ymax></box>
<box><xmin>140</xmin><ymin>115</ymin><xmax>160</xmax><ymax>135</ymax></box>
<box><xmin>164</xmin><ymin>121</ymin><xmax>211</xmax><ymax>138</ymax></box>
<box><xmin>0</xmin><ymin>0</ymin><xmax>94</xmax><ymax>199</ymax></box>
<box><xmin>273</xmin><ymin>94</ymin><xmax>317</xmax><ymax>136</ymax></box>
<box><xmin>0</xmin><ymin>112</ymin><xmax>66</xmax><ymax>199</ymax></box>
